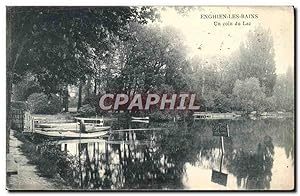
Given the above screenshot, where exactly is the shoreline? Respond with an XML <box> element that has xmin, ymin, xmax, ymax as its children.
<box><xmin>6</xmin><ymin>130</ymin><xmax>70</xmax><ymax>191</ymax></box>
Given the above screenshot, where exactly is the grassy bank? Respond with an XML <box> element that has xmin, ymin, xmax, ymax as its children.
<box><xmin>13</xmin><ymin>131</ymin><xmax>79</xmax><ymax>189</ymax></box>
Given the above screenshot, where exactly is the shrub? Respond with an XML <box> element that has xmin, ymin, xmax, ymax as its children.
<box><xmin>83</xmin><ymin>94</ymin><xmax>98</xmax><ymax>106</ymax></box>
<box><xmin>12</xmin><ymin>73</ymin><xmax>41</xmax><ymax>101</ymax></box>
<box><xmin>11</xmin><ymin>101</ymin><xmax>28</xmax><ymax>110</ymax></box>
<box><xmin>149</xmin><ymin>110</ymin><xmax>174</xmax><ymax>122</ymax></box>
<box><xmin>233</xmin><ymin>77</ymin><xmax>266</xmax><ymax>112</ymax></box>
<box><xmin>78</xmin><ymin>104</ymin><xmax>96</xmax><ymax>117</ymax></box>
<box><xmin>27</xmin><ymin>93</ymin><xmax>61</xmax><ymax>114</ymax></box>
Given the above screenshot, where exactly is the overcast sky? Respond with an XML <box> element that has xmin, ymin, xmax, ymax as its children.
<box><xmin>154</xmin><ymin>6</ymin><xmax>294</xmax><ymax>74</ymax></box>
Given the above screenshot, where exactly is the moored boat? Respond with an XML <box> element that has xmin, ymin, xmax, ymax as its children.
<box><xmin>131</xmin><ymin>116</ymin><xmax>150</xmax><ymax>123</ymax></box>
<box><xmin>36</xmin><ymin>125</ymin><xmax>111</xmax><ymax>132</ymax></box>
<box><xmin>33</xmin><ymin>116</ymin><xmax>111</xmax><ymax>138</ymax></box>
<box><xmin>34</xmin><ymin>129</ymin><xmax>109</xmax><ymax>138</ymax></box>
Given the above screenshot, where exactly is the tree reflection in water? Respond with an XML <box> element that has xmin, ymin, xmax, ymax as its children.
<box><xmin>226</xmin><ymin>135</ymin><xmax>274</xmax><ymax>189</ymax></box>
<box><xmin>54</xmin><ymin>126</ymin><xmax>189</xmax><ymax>190</ymax></box>
<box><xmin>32</xmin><ymin>118</ymin><xmax>292</xmax><ymax>190</ymax></box>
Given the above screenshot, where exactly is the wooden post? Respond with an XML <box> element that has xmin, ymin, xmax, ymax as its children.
<box><xmin>77</xmin><ymin>81</ymin><xmax>83</xmax><ymax>111</ymax></box>
<box><xmin>227</xmin><ymin>124</ymin><xmax>230</xmax><ymax>137</ymax></box>
<box><xmin>219</xmin><ymin>153</ymin><xmax>223</xmax><ymax>172</ymax></box>
<box><xmin>79</xmin><ymin>120</ymin><xmax>86</xmax><ymax>133</ymax></box>
<box><xmin>221</xmin><ymin>136</ymin><xmax>225</xmax><ymax>154</ymax></box>
<box><xmin>21</xmin><ymin>110</ymin><xmax>24</xmax><ymax>132</ymax></box>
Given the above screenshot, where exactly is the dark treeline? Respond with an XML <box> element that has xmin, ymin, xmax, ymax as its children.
<box><xmin>8</xmin><ymin>7</ymin><xmax>294</xmax><ymax>116</ymax></box>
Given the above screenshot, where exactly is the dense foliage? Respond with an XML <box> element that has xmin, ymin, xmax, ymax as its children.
<box><xmin>8</xmin><ymin>7</ymin><xmax>294</xmax><ymax>114</ymax></box>
<box><xmin>27</xmin><ymin>93</ymin><xmax>61</xmax><ymax>114</ymax></box>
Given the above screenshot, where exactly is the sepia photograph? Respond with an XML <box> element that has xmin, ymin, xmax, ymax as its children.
<box><xmin>6</xmin><ymin>6</ymin><xmax>295</xmax><ymax>191</ymax></box>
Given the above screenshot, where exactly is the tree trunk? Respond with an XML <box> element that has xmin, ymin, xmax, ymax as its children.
<box><xmin>6</xmin><ymin>36</ymin><xmax>12</xmax><ymax>154</ymax></box>
<box><xmin>77</xmin><ymin>81</ymin><xmax>83</xmax><ymax>111</ymax></box>
<box><xmin>201</xmin><ymin>65</ymin><xmax>205</xmax><ymax>97</ymax></box>
<box><xmin>6</xmin><ymin>11</ymin><xmax>28</xmax><ymax>154</ymax></box>
<box><xmin>59</xmin><ymin>87</ymin><xmax>63</xmax><ymax>111</ymax></box>
<box><xmin>63</xmin><ymin>85</ymin><xmax>69</xmax><ymax>112</ymax></box>
<box><xmin>85</xmin><ymin>77</ymin><xmax>91</xmax><ymax>98</ymax></box>
<box><xmin>94</xmin><ymin>79</ymin><xmax>97</xmax><ymax>94</ymax></box>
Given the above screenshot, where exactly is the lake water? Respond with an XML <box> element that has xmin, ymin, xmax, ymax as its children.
<box><xmin>34</xmin><ymin>118</ymin><xmax>294</xmax><ymax>190</ymax></box>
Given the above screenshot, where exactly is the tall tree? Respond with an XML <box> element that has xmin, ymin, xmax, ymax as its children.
<box><xmin>107</xmin><ymin>24</ymin><xmax>189</xmax><ymax>95</ymax></box>
<box><xmin>8</xmin><ymin>7</ymin><xmax>158</xmax><ymax>93</ymax></box>
<box><xmin>6</xmin><ymin>6</ymin><xmax>158</xmax><ymax>152</ymax></box>
<box><xmin>272</xmin><ymin>66</ymin><xmax>294</xmax><ymax>112</ymax></box>
<box><xmin>233</xmin><ymin>26</ymin><xmax>276</xmax><ymax>96</ymax></box>
<box><xmin>233</xmin><ymin>77</ymin><xmax>267</xmax><ymax>112</ymax></box>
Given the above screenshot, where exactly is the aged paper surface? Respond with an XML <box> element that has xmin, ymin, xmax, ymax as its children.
<box><xmin>6</xmin><ymin>6</ymin><xmax>294</xmax><ymax>191</ymax></box>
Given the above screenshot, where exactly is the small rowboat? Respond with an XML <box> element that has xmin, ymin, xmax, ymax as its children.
<box><xmin>131</xmin><ymin>116</ymin><xmax>149</xmax><ymax>120</ymax></box>
<box><xmin>131</xmin><ymin>119</ymin><xmax>149</xmax><ymax>123</ymax></box>
<box><xmin>36</xmin><ymin>126</ymin><xmax>111</xmax><ymax>132</ymax></box>
<box><xmin>36</xmin><ymin>121</ymin><xmax>110</xmax><ymax>132</ymax></box>
<box><xmin>34</xmin><ymin>129</ymin><xmax>109</xmax><ymax>139</ymax></box>
<box><xmin>131</xmin><ymin>116</ymin><xmax>150</xmax><ymax>123</ymax></box>
<box><xmin>37</xmin><ymin>123</ymin><xmax>79</xmax><ymax>128</ymax></box>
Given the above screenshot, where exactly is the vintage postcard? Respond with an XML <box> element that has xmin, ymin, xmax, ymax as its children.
<box><xmin>6</xmin><ymin>6</ymin><xmax>295</xmax><ymax>191</ymax></box>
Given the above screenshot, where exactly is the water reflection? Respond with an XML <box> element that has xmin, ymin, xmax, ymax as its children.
<box><xmin>226</xmin><ymin>135</ymin><xmax>274</xmax><ymax>189</ymax></box>
<box><xmin>211</xmin><ymin>154</ymin><xmax>228</xmax><ymax>187</ymax></box>
<box><xmin>54</xmin><ymin>129</ymin><xmax>186</xmax><ymax>190</ymax></box>
<box><xmin>34</xmin><ymin>118</ymin><xmax>294</xmax><ymax>190</ymax></box>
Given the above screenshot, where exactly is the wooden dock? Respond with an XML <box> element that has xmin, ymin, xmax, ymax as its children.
<box><xmin>111</xmin><ymin>128</ymin><xmax>166</xmax><ymax>132</ymax></box>
<box><xmin>193</xmin><ymin>112</ymin><xmax>241</xmax><ymax>120</ymax></box>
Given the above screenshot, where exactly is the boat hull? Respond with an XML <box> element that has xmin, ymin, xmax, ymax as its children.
<box><xmin>36</xmin><ymin>125</ymin><xmax>110</xmax><ymax>132</ymax></box>
<box><xmin>34</xmin><ymin>129</ymin><xmax>109</xmax><ymax>139</ymax></box>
